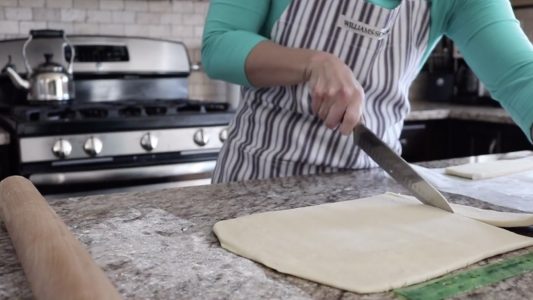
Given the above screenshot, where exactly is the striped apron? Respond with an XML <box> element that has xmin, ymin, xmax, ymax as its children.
<box><xmin>213</xmin><ymin>0</ymin><xmax>431</xmax><ymax>183</ymax></box>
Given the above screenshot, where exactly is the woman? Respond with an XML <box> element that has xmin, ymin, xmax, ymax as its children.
<box><xmin>202</xmin><ymin>0</ymin><xmax>533</xmax><ymax>183</ymax></box>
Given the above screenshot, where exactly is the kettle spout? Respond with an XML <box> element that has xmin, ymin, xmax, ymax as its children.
<box><xmin>4</xmin><ymin>66</ymin><xmax>30</xmax><ymax>90</ymax></box>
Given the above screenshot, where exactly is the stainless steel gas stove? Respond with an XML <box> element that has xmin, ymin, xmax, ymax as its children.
<box><xmin>0</xmin><ymin>34</ymin><xmax>233</xmax><ymax>195</ymax></box>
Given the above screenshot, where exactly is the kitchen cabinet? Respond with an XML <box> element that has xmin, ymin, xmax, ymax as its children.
<box><xmin>399</xmin><ymin>120</ymin><xmax>450</xmax><ymax>162</ymax></box>
<box><xmin>0</xmin><ymin>145</ymin><xmax>12</xmax><ymax>179</ymax></box>
<box><xmin>400</xmin><ymin>120</ymin><xmax>533</xmax><ymax>162</ymax></box>
<box><xmin>448</xmin><ymin>120</ymin><xmax>533</xmax><ymax>158</ymax></box>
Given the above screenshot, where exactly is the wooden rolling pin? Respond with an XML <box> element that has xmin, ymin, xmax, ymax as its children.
<box><xmin>0</xmin><ymin>176</ymin><xmax>122</xmax><ymax>300</ymax></box>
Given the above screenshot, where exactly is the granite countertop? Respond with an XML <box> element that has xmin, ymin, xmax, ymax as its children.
<box><xmin>0</xmin><ymin>128</ymin><xmax>9</xmax><ymax>146</ymax></box>
<box><xmin>1</xmin><ymin>156</ymin><xmax>532</xmax><ymax>299</ymax></box>
<box><xmin>407</xmin><ymin>101</ymin><xmax>514</xmax><ymax>124</ymax></box>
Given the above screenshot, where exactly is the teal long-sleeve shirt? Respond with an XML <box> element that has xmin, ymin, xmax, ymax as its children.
<box><xmin>202</xmin><ymin>0</ymin><xmax>533</xmax><ymax>141</ymax></box>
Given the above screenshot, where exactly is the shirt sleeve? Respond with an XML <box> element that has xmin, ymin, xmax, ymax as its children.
<box><xmin>201</xmin><ymin>0</ymin><xmax>271</xmax><ymax>87</ymax></box>
<box><xmin>444</xmin><ymin>0</ymin><xmax>533</xmax><ymax>142</ymax></box>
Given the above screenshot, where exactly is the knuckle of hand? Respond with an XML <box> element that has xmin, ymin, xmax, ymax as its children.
<box><xmin>356</xmin><ymin>86</ymin><xmax>366</xmax><ymax>98</ymax></box>
<box><xmin>345</xmin><ymin>113</ymin><xmax>358</xmax><ymax>124</ymax></box>
<box><xmin>336</xmin><ymin>95</ymin><xmax>349</xmax><ymax>106</ymax></box>
<box><xmin>340</xmin><ymin>128</ymin><xmax>350</xmax><ymax>135</ymax></box>
<box><xmin>325</xmin><ymin>121</ymin><xmax>337</xmax><ymax>129</ymax></box>
<box><xmin>313</xmin><ymin>87</ymin><xmax>324</xmax><ymax>97</ymax></box>
<box><xmin>327</xmin><ymin>88</ymin><xmax>337</xmax><ymax>97</ymax></box>
<box><xmin>343</xmin><ymin>87</ymin><xmax>355</xmax><ymax>98</ymax></box>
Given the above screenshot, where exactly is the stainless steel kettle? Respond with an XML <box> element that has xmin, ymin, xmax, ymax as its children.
<box><xmin>3</xmin><ymin>29</ymin><xmax>75</xmax><ymax>102</ymax></box>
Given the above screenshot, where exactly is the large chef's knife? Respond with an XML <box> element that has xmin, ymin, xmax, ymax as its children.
<box><xmin>353</xmin><ymin>124</ymin><xmax>453</xmax><ymax>212</ymax></box>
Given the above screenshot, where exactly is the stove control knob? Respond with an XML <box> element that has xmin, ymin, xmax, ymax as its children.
<box><xmin>140</xmin><ymin>132</ymin><xmax>158</xmax><ymax>151</ymax></box>
<box><xmin>219</xmin><ymin>128</ymin><xmax>228</xmax><ymax>143</ymax></box>
<box><xmin>52</xmin><ymin>139</ymin><xmax>72</xmax><ymax>159</ymax></box>
<box><xmin>83</xmin><ymin>136</ymin><xmax>103</xmax><ymax>157</ymax></box>
<box><xmin>193</xmin><ymin>129</ymin><xmax>209</xmax><ymax>147</ymax></box>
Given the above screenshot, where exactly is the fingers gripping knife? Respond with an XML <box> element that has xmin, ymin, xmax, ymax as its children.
<box><xmin>353</xmin><ymin>124</ymin><xmax>453</xmax><ymax>212</ymax></box>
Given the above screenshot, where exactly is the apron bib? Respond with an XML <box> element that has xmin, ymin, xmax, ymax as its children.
<box><xmin>213</xmin><ymin>0</ymin><xmax>430</xmax><ymax>183</ymax></box>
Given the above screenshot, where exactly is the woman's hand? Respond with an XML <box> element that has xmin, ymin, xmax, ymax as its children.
<box><xmin>304</xmin><ymin>52</ymin><xmax>365</xmax><ymax>135</ymax></box>
<box><xmin>240</xmin><ymin>42</ymin><xmax>364</xmax><ymax>135</ymax></box>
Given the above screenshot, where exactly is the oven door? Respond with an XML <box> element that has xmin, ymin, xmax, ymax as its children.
<box><xmin>33</xmin><ymin>161</ymin><xmax>216</xmax><ymax>198</ymax></box>
<box><xmin>19</xmin><ymin>151</ymin><xmax>219</xmax><ymax>195</ymax></box>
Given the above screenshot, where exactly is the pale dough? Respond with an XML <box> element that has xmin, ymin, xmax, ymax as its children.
<box><xmin>445</xmin><ymin>156</ymin><xmax>533</xmax><ymax>180</ymax></box>
<box><xmin>213</xmin><ymin>193</ymin><xmax>533</xmax><ymax>293</ymax></box>
<box><xmin>451</xmin><ymin>204</ymin><xmax>533</xmax><ymax>227</ymax></box>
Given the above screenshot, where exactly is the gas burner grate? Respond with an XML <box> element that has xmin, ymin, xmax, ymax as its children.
<box><xmin>145</xmin><ymin>106</ymin><xmax>167</xmax><ymax>116</ymax></box>
<box><xmin>177</xmin><ymin>103</ymin><xmax>203</xmax><ymax>113</ymax></box>
<box><xmin>79</xmin><ymin>108</ymin><xmax>109</xmax><ymax>119</ymax></box>
<box><xmin>47</xmin><ymin>109</ymin><xmax>77</xmax><ymax>121</ymax></box>
<box><xmin>118</xmin><ymin>106</ymin><xmax>143</xmax><ymax>117</ymax></box>
<box><xmin>4</xmin><ymin>99</ymin><xmax>230</xmax><ymax>123</ymax></box>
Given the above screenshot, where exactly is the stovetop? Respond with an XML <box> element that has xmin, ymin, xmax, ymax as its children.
<box><xmin>2</xmin><ymin>99</ymin><xmax>228</xmax><ymax>122</ymax></box>
<box><xmin>0</xmin><ymin>99</ymin><xmax>234</xmax><ymax>137</ymax></box>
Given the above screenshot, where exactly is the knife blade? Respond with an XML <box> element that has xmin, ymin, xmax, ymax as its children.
<box><xmin>353</xmin><ymin>124</ymin><xmax>453</xmax><ymax>212</ymax></box>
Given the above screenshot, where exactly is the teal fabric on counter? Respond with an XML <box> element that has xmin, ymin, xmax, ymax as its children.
<box><xmin>202</xmin><ymin>0</ymin><xmax>533</xmax><ymax>141</ymax></box>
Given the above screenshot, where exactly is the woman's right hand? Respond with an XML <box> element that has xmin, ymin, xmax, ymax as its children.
<box><xmin>304</xmin><ymin>52</ymin><xmax>365</xmax><ymax>135</ymax></box>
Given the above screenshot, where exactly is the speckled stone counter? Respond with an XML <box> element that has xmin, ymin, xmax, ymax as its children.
<box><xmin>1</xmin><ymin>156</ymin><xmax>532</xmax><ymax>299</ymax></box>
<box><xmin>407</xmin><ymin>101</ymin><xmax>514</xmax><ymax>124</ymax></box>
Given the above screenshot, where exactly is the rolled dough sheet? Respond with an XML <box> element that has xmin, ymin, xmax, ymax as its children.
<box><xmin>452</xmin><ymin>204</ymin><xmax>533</xmax><ymax>228</ymax></box>
<box><xmin>445</xmin><ymin>156</ymin><xmax>533</xmax><ymax>180</ymax></box>
<box><xmin>213</xmin><ymin>193</ymin><xmax>533</xmax><ymax>294</ymax></box>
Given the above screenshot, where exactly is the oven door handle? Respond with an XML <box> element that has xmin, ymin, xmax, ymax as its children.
<box><xmin>28</xmin><ymin>161</ymin><xmax>216</xmax><ymax>185</ymax></box>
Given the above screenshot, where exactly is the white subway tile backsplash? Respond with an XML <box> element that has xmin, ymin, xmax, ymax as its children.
<box><xmin>99</xmin><ymin>23</ymin><xmax>124</xmax><ymax>35</ymax></box>
<box><xmin>87</xmin><ymin>10</ymin><xmax>111</xmax><ymax>23</ymax></box>
<box><xmin>99</xmin><ymin>0</ymin><xmax>124</xmax><ymax>11</ymax></box>
<box><xmin>3</xmin><ymin>0</ymin><xmax>224</xmax><ymax>100</ymax></box>
<box><xmin>73</xmin><ymin>0</ymin><xmax>98</xmax><ymax>10</ymax></box>
<box><xmin>161</xmin><ymin>13</ymin><xmax>182</xmax><ymax>25</ymax></box>
<box><xmin>0</xmin><ymin>0</ymin><xmax>18</xmax><ymax>7</ymax></box>
<box><xmin>136</xmin><ymin>12</ymin><xmax>160</xmax><ymax>24</ymax></box>
<box><xmin>171</xmin><ymin>25</ymin><xmax>194</xmax><ymax>38</ymax></box>
<box><xmin>6</xmin><ymin>8</ymin><xmax>33</xmax><ymax>21</ymax></box>
<box><xmin>60</xmin><ymin>8</ymin><xmax>86</xmax><ymax>22</ymax></box>
<box><xmin>172</xmin><ymin>2</ymin><xmax>194</xmax><ymax>13</ymax></box>
<box><xmin>0</xmin><ymin>20</ymin><xmax>18</xmax><ymax>34</ymax></box>
<box><xmin>47</xmin><ymin>21</ymin><xmax>74</xmax><ymax>33</ymax></box>
<box><xmin>183</xmin><ymin>14</ymin><xmax>204</xmax><ymax>26</ymax></box>
<box><xmin>148</xmin><ymin>1</ymin><xmax>172</xmax><ymax>12</ymax></box>
<box><xmin>181</xmin><ymin>37</ymin><xmax>200</xmax><ymax>48</ymax></box>
<box><xmin>33</xmin><ymin>8</ymin><xmax>60</xmax><ymax>21</ymax></box>
<box><xmin>111</xmin><ymin>11</ymin><xmax>134</xmax><ymax>23</ymax></box>
<box><xmin>194</xmin><ymin>2</ymin><xmax>209</xmax><ymax>14</ymax></box>
<box><xmin>4</xmin><ymin>33</ymin><xmax>24</xmax><ymax>39</ymax></box>
<box><xmin>124</xmin><ymin>24</ymin><xmax>149</xmax><ymax>36</ymax></box>
<box><xmin>124</xmin><ymin>1</ymin><xmax>147</xmax><ymax>12</ymax></box>
<box><xmin>19</xmin><ymin>0</ymin><xmax>45</xmax><ymax>8</ymax></box>
<box><xmin>46</xmin><ymin>0</ymin><xmax>73</xmax><ymax>9</ymax></box>
<box><xmin>73</xmin><ymin>22</ymin><xmax>99</xmax><ymax>34</ymax></box>
<box><xmin>147</xmin><ymin>24</ymin><xmax>171</xmax><ymax>37</ymax></box>
<box><xmin>19</xmin><ymin>21</ymin><xmax>47</xmax><ymax>35</ymax></box>
<box><xmin>194</xmin><ymin>26</ymin><xmax>204</xmax><ymax>38</ymax></box>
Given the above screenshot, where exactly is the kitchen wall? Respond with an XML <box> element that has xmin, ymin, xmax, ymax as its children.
<box><xmin>0</xmin><ymin>0</ymin><xmax>229</xmax><ymax>101</ymax></box>
<box><xmin>2</xmin><ymin>1</ymin><xmax>533</xmax><ymax>103</ymax></box>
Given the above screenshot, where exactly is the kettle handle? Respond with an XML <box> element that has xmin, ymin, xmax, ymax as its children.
<box><xmin>22</xmin><ymin>29</ymin><xmax>75</xmax><ymax>75</ymax></box>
